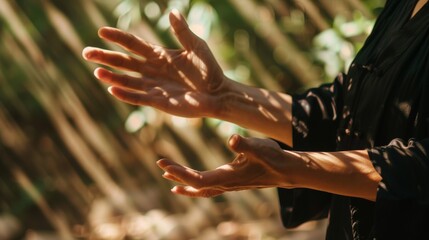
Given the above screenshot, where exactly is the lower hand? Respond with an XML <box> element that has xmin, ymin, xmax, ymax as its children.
<box><xmin>157</xmin><ymin>134</ymin><xmax>293</xmax><ymax>197</ymax></box>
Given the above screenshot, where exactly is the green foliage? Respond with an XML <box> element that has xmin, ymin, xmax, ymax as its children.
<box><xmin>313</xmin><ymin>12</ymin><xmax>375</xmax><ymax>80</ymax></box>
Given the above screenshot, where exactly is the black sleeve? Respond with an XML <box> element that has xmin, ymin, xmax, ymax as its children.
<box><xmin>368</xmin><ymin>138</ymin><xmax>429</xmax><ymax>238</ymax></box>
<box><xmin>291</xmin><ymin>73</ymin><xmax>345</xmax><ymax>151</ymax></box>
<box><xmin>278</xmin><ymin>73</ymin><xmax>346</xmax><ymax>228</ymax></box>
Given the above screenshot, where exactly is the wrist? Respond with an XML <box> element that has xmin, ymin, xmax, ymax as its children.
<box><xmin>208</xmin><ymin>75</ymin><xmax>241</xmax><ymax>120</ymax></box>
<box><xmin>275</xmin><ymin>150</ymin><xmax>307</xmax><ymax>188</ymax></box>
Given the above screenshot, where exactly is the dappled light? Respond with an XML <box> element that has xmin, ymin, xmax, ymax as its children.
<box><xmin>0</xmin><ymin>0</ymin><xmax>383</xmax><ymax>239</ymax></box>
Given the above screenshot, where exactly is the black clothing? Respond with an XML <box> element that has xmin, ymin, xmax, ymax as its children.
<box><xmin>278</xmin><ymin>0</ymin><xmax>429</xmax><ymax>239</ymax></box>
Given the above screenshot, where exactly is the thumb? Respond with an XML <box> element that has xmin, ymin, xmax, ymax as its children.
<box><xmin>228</xmin><ymin>134</ymin><xmax>253</xmax><ymax>154</ymax></box>
<box><xmin>169</xmin><ymin>9</ymin><xmax>199</xmax><ymax>51</ymax></box>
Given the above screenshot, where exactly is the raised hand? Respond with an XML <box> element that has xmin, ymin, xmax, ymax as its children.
<box><xmin>82</xmin><ymin>10</ymin><xmax>226</xmax><ymax>118</ymax></box>
<box><xmin>156</xmin><ymin>134</ymin><xmax>294</xmax><ymax>198</ymax></box>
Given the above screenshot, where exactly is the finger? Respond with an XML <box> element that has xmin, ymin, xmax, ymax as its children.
<box><xmin>94</xmin><ymin>67</ymin><xmax>154</xmax><ymax>90</ymax></box>
<box><xmin>171</xmin><ymin>186</ymin><xmax>224</xmax><ymax>198</ymax></box>
<box><xmin>157</xmin><ymin>159</ymin><xmax>187</xmax><ymax>184</ymax></box>
<box><xmin>157</xmin><ymin>159</ymin><xmax>202</xmax><ymax>175</ymax></box>
<box><xmin>83</xmin><ymin>47</ymin><xmax>143</xmax><ymax>72</ymax></box>
<box><xmin>156</xmin><ymin>158</ymin><xmax>185</xmax><ymax>171</ymax></box>
<box><xmin>98</xmin><ymin>27</ymin><xmax>158</xmax><ymax>59</ymax></box>
<box><xmin>109</xmin><ymin>86</ymin><xmax>184</xmax><ymax>112</ymax></box>
<box><xmin>158</xmin><ymin>159</ymin><xmax>217</xmax><ymax>187</ymax></box>
<box><xmin>169</xmin><ymin>9</ymin><xmax>200</xmax><ymax>51</ymax></box>
<box><xmin>161</xmin><ymin>164</ymin><xmax>204</xmax><ymax>188</ymax></box>
<box><xmin>228</xmin><ymin>134</ymin><xmax>254</xmax><ymax>154</ymax></box>
<box><xmin>108</xmin><ymin>86</ymin><xmax>152</xmax><ymax>106</ymax></box>
<box><xmin>165</xmin><ymin>163</ymin><xmax>239</xmax><ymax>191</ymax></box>
<box><xmin>162</xmin><ymin>172</ymin><xmax>185</xmax><ymax>184</ymax></box>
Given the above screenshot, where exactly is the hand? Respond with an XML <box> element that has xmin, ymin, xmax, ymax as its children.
<box><xmin>157</xmin><ymin>134</ymin><xmax>294</xmax><ymax>198</ymax></box>
<box><xmin>82</xmin><ymin>10</ymin><xmax>226</xmax><ymax>118</ymax></box>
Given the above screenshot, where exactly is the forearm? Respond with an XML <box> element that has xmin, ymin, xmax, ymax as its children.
<box><xmin>216</xmin><ymin>76</ymin><xmax>293</xmax><ymax>146</ymax></box>
<box><xmin>283</xmin><ymin>150</ymin><xmax>382</xmax><ymax>201</ymax></box>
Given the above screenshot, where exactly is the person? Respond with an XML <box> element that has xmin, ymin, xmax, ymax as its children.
<box><xmin>82</xmin><ymin>0</ymin><xmax>429</xmax><ymax>238</ymax></box>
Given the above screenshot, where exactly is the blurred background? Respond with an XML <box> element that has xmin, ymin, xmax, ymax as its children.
<box><xmin>0</xmin><ymin>0</ymin><xmax>384</xmax><ymax>239</ymax></box>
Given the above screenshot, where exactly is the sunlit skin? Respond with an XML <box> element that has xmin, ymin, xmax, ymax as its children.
<box><xmin>83</xmin><ymin>11</ymin><xmax>225</xmax><ymax>118</ymax></box>
<box><xmin>82</xmin><ymin>10</ymin><xmax>293</xmax><ymax>146</ymax></box>
<box><xmin>158</xmin><ymin>135</ymin><xmax>380</xmax><ymax>201</ymax></box>
<box><xmin>83</xmin><ymin>10</ymin><xmax>381</xmax><ymax>201</ymax></box>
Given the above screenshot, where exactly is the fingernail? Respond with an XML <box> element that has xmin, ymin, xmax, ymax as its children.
<box><xmin>228</xmin><ymin>134</ymin><xmax>240</xmax><ymax>148</ymax></box>
<box><xmin>107</xmin><ymin>86</ymin><xmax>113</xmax><ymax>95</ymax></box>
<box><xmin>82</xmin><ymin>47</ymin><xmax>92</xmax><ymax>59</ymax></box>
<box><xmin>171</xmin><ymin>9</ymin><xmax>180</xmax><ymax>18</ymax></box>
<box><xmin>98</xmin><ymin>27</ymin><xmax>105</xmax><ymax>37</ymax></box>
<box><xmin>93</xmin><ymin>68</ymin><xmax>101</xmax><ymax>78</ymax></box>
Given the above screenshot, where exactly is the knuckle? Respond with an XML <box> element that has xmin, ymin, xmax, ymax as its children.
<box><xmin>174</xmin><ymin>24</ymin><xmax>188</xmax><ymax>36</ymax></box>
<box><xmin>110</xmin><ymin>32</ymin><xmax>120</xmax><ymax>42</ymax></box>
<box><xmin>110</xmin><ymin>54</ymin><xmax>122</xmax><ymax>66</ymax></box>
<box><xmin>130</xmin><ymin>93</ymin><xmax>141</xmax><ymax>105</ymax></box>
<box><xmin>138</xmin><ymin>78</ymin><xmax>147</xmax><ymax>90</ymax></box>
<box><xmin>114</xmin><ymin>30</ymin><xmax>126</xmax><ymax>42</ymax></box>
<box><xmin>122</xmin><ymin>75</ymin><xmax>130</xmax><ymax>87</ymax></box>
<box><xmin>124</xmin><ymin>33</ymin><xmax>135</xmax><ymax>47</ymax></box>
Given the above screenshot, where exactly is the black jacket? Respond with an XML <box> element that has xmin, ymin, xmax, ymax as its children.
<box><xmin>278</xmin><ymin>0</ymin><xmax>429</xmax><ymax>239</ymax></box>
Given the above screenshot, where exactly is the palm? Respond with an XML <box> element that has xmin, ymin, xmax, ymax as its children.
<box><xmin>83</xmin><ymin>10</ymin><xmax>224</xmax><ymax>118</ymax></box>
<box><xmin>157</xmin><ymin>135</ymin><xmax>286</xmax><ymax>198</ymax></box>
